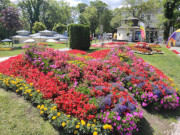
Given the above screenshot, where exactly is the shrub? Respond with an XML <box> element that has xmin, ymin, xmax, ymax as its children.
<box><xmin>52</xmin><ymin>23</ymin><xmax>67</xmax><ymax>34</ymax></box>
<box><xmin>33</xmin><ymin>21</ymin><xmax>47</xmax><ymax>33</ymax></box>
<box><xmin>68</xmin><ymin>24</ymin><xmax>90</xmax><ymax>50</ymax></box>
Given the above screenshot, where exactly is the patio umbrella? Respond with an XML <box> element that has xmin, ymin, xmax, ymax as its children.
<box><xmin>46</xmin><ymin>39</ymin><xmax>58</xmax><ymax>43</ymax></box>
<box><xmin>23</xmin><ymin>39</ymin><xmax>35</xmax><ymax>43</ymax></box>
<box><xmin>1</xmin><ymin>39</ymin><xmax>12</xmax><ymax>42</ymax></box>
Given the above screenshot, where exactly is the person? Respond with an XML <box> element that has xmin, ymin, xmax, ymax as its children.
<box><xmin>98</xmin><ymin>35</ymin><xmax>101</xmax><ymax>42</ymax></box>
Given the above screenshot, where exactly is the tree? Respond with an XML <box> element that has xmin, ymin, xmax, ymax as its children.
<box><xmin>110</xmin><ymin>8</ymin><xmax>123</xmax><ymax>30</ymax></box>
<box><xmin>90</xmin><ymin>0</ymin><xmax>108</xmax><ymax>17</ymax></box>
<box><xmin>0</xmin><ymin>0</ymin><xmax>11</xmax><ymax>10</ymax></box>
<box><xmin>81</xmin><ymin>6</ymin><xmax>98</xmax><ymax>33</ymax></box>
<box><xmin>40</xmin><ymin>0</ymin><xmax>71</xmax><ymax>30</ymax></box>
<box><xmin>122</xmin><ymin>0</ymin><xmax>161</xmax><ymax>20</ymax></box>
<box><xmin>32</xmin><ymin>21</ymin><xmax>46</xmax><ymax>33</ymax></box>
<box><xmin>0</xmin><ymin>7</ymin><xmax>22</xmax><ymax>36</ymax></box>
<box><xmin>19</xmin><ymin>0</ymin><xmax>44</xmax><ymax>32</ymax></box>
<box><xmin>53</xmin><ymin>23</ymin><xmax>66</xmax><ymax>33</ymax></box>
<box><xmin>163</xmin><ymin>0</ymin><xmax>179</xmax><ymax>41</ymax></box>
<box><xmin>77</xmin><ymin>3</ymin><xmax>87</xmax><ymax>13</ymax></box>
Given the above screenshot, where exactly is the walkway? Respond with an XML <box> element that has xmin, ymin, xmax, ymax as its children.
<box><xmin>169</xmin><ymin>47</ymin><xmax>180</xmax><ymax>56</ymax></box>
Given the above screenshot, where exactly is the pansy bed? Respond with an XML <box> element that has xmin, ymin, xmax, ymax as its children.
<box><xmin>0</xmin><ymin>44</ymin><xmax>179</xmax><ymax>135</ymax></box>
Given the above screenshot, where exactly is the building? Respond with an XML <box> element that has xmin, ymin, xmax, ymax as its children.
<box><xmin>116</xmin><ymin>16</ymin><xmax>162</xmax><ymax>43</ymax></box>
<box><xmin>12</xmin><ymin>30</ymin><xmax>69</xmax><ymax>44</ymax></box>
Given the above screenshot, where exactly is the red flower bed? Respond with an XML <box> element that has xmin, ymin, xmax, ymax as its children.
<box><xmin>0</xmin><ymin>55</ymin><xmax>96</xmax><ymax>120</ymax></box>
<box><xmin>66</xmin><ymin>49</ymin><xmax>87</xmax><ymax>55</ymax></box>
<box><xmin>88</xmin><ymin>49</ymin><xmax>111</xmax><ymax>59</ymax></box>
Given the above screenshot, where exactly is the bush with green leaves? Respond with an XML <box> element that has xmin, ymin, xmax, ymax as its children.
<box><xmin>68</xmin><ymin>24</ymin><xmax>90</xmax><ymax>51</ymax></box>
<box><xmin>33</xmin><ymin>21</ymin><xmax>47</xmax><ymax>33</ymax></box>
<box><xmin>53</xmin><ymin>23</ymin><xmax>67</xmax><ymax>34</ymax></box>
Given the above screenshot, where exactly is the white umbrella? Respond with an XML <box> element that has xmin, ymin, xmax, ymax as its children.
<box><xmin>46</xmin><ymin>39</ymin><xmax>58</xmax><ymax>43</ymax></box>
<box><xmin>1</xmin><ymin>39</ymin><xmax>12</xmax><ymax>42</ymax></box>
<box><xmin>23</xmin><ymin>39</ymin><xmax>35</xmax><ymax>43</ymax></box>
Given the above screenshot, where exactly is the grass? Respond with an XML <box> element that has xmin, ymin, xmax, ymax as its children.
<box><xmin>0</xmin><ymin>43</ymin><xmax>68</xmax><ymax>58</ymax></box>
<box><xmin>0</xmin><ymin>88</ymin><xmax>59</xmax><ymax>135</ymax></box>
<box><xmin>135</xmin><ymin>46</ymin><xmax>180</xmax><ymax>135</ymax></box>
<box><xmin>136</xmin><ymin>46</ymin><xmax>180</xmax><ymax>89</ymax></box>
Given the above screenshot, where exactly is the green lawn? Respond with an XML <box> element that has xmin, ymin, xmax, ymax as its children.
<box><xmin>136</xmin><ymin>46</ymin><xmax>180</xmax><ymax>135</ymax></box>
<box><xmin>0</xmin><ymin>88</ymin><xmax>59</xmax><ymax>135</ymax></box>
<box><xmin>0</xmin><ymin>43</ymin><xmax>68</xmax><ymax>58</ymax></box>
<box><xmin>136</xmin><ymin>46</ymin><xmax>180</xmax><ymax>89</ymax></box>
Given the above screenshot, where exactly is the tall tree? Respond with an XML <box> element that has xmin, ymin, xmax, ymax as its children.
<box><xmin>110</xmin><ymin>8</ymin><xmax>123</xmax><ymax>30</ymax></box>
<box><xmin>163</xmin><ymin>0</ymin><xmax>179</xmax><ymax>41</ymax></box>
<box><xmin>19</xmin><ymin>0</ymin><xmax>44</xmax><ymax>32</ymax></box>
<box><xmin>122</xmin><ymin>0</ymin><xmax>161</xmax><ymax>20</ymax></box>
<box><xmin>40</xmin><ymin>0</ymin><xmax>71</xmax><ymax>30</ymax></box>
<box><xmin>0</xmin><ymin>7</ymin><xmax>22</xmax><ymax>36</ymax></box>
<box><xmin>81</xmin><ymin>6</ymin><xmax>98</xmax><ymax>33</ymax></box>
<box><xmin>77</xmin><ymin>3</ymin><xmax>87</xmax><ymax>13</ymax></box>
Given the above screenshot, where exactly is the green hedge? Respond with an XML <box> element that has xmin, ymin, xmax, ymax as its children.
<box><xmin>68</xmin><ymin>24</ymin><xmax>90</xmax><ymax>50</ymax></box>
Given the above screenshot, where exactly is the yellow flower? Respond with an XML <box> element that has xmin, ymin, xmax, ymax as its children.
<box><xmin>57</xmin><ymin>112</ymin><xmax>61</xmax><ymax>116</ymax></box>
<box><xmin>81</xmin><ymin>120</ymin><xmax>86</xmax><ymax>126</ymax></box>
<box><xmin>52</xmin><ymin>116</ymin><xmax>57</xmax><ymax>120</ymax></box>
<box><xmin>62</xmin><ymin>122</ymin><xmax>66</xmax><ymax>127</ymax></box>
<box><xmin>53</xmin><ymin>106</ymin><xmax>57</xmax><ymax>109</ymax></box>
<box><xmin>37</xmin><ymin>105</ymin><xmax>41</xmax><ymax>109</ymax></box>
<box><xmin>44</xmin><ymin>108</ymin><xmax>48</xmax><ymax>111</ymax></box>
<box><xmin>25</xmin><ymin>87</ymin><xmax>28</xmax><ymax>89</ymax></box>
<box><xmin>93</xmin><ymin>119</ymin><xmax>96</xmax><ymax>123</ymax></box>
<box><xmin>95</xmin><ymin>128</ymin><xmax>97</xmax><ymax>130</ymax></box>
<box><xmin>92</xmin><ymin>124</ymin><xmax>95</xmax><ymax>127</ymax></box>
<box><xmin>76</xmin><ymin>125</ymin><xmax>80</xmax><ymax>129</ymax></box>
<box><xmin>87</xmin><ymin>123</ymin><xmax>91</xmax><ymax>127</ymax></box>
<box><xmin>30</xmin><ymin>83</ymin><xmax>33</xmax><ymax>86</ymax></box>
<box><xmin>16</xmin><ymin>90</ymin><xmax>19</xmax><ymax>93</ymax></box>
<box><xmin>37</xmin><ymin>90</ymin><xmax>40</xmax><ymax>92</ymax></box>
<box><xmin>40</xmin><ymin>111</ymin><xmax>44</xmax><ymax>115</ymax></box>
<box><xmin>68</xmin><ymin>115</ymin><xmax>70</xmax><ymax>118</ymax></box>
<box><xmin>93</xmin><ymin>131</ymin><xmax>98</xmax><ymax>135</ymax></box>
<box><xmin>0</xmin><ymin>73</ymin><xmax>1</xmax><ymax>75</ymax></box>
<box><xmin>73</xmin><ymin>130</ymin><xmax>78</xmax><ymax>134</ymax></box>
<box><xmin>30</xmin><ymin>94</ymin><xmax>33</xmax><ymax>97</ymax></box>
<box><xmin>103</xmin><ymin>124</ymin><xmax>112</xmax><ymax>130</ymax></box>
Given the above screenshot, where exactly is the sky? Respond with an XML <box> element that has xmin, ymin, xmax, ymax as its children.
<box><xmin>10</xmin><ymin>0</ymin><xmax>123</xmax><ymax>9</ymax></box>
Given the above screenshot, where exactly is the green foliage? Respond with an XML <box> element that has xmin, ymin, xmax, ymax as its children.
<box><xmin>69</xmin><ymin>24</ymin><xmax>90</xmax><ymax>50</ymax></box>
<box><xmin>53</xmin><ymin>23</ymin><xmax>67</xmax><ymax>34</ymax></box>
<box><xmin>19</xmin><ymin>0</ymin><xmax>44</xmax><ymax>32</ymax></box>
<box><xmin>110</xmin><ymin>8</ymin><xmax>123</xmax><ymax>30</ymax></box>
<box><xmin>81</xmin><ymin>6</ymin><xmax>98</xmax><ymax>33</ymax></box>
<box><xmin>163</xmin><ymin>0</ymin><xmax>179</xmax><ymax>41</ymax></box>
<box><xmin>40</xmin><ymin>0</ymin><xmax>71</xmax><ymax>30</ymax></box>
<box><xmin>33</xmin><ymin>21</ymin><xmax>47</xmax><ymax>33</ymax></box>
<box><xmin>77</xmin><ymin>3</ymin><xmax>87</xmax><ymax>13</ymax></box>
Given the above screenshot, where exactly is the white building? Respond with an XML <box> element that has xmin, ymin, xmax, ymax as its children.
<box><xmin>116</xmin><ymin>16</ymin><xmax>161</xmax><ymax>43</ymax></box>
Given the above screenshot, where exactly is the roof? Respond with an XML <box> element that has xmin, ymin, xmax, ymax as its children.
<box><xmin>1</xmin><ymin>39</ymin><xmax>12</xmax><ymax>42</ymax></box>
<box><xmin>116</xmin><ymin>25</ymin><xmax>140</xmax><ymax>29</ymax></box>
<box><xmin>17</xmin><ymin>30</ymin><xmax>30</xmax><ymax>33</ymax></box>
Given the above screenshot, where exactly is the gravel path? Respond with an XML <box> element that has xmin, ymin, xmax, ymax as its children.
<box><xmin>169</xmin><ymin>47</ymin><xmax>180</xmax><ymax>56</ymax></box>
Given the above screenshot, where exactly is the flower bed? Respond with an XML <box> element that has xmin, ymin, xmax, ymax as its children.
<box><xmin>0</xmin><ymin>44</ymin><xmax>179</xmax><ymax>134</ymax></box>
<box><xmin>129</xmin><ymin>42</ymin><xmax>164</xmax><ymax>55</ymax></box>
